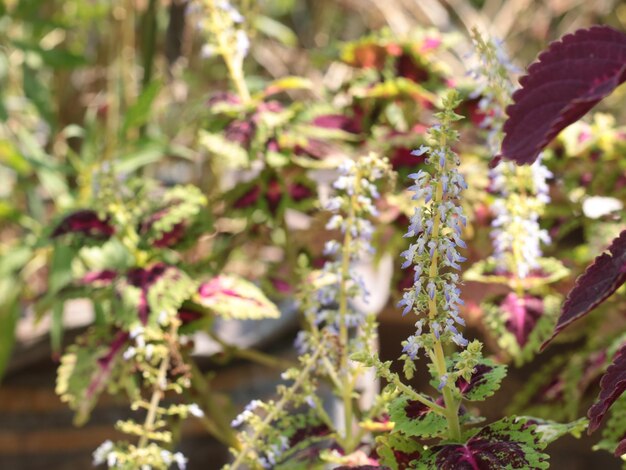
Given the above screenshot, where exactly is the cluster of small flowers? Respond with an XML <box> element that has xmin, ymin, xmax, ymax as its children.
<box><xmin>93</xmin><ymin>316</ymin><xmax>202</xmax><ymax>470</ymax></box>
<box><xmin>191</xmin><ymin>0</ymin><xmax>250</xmax><ymax>62</ymax></box>
<box><xmin>490</xmin><ymin>157</ymin><xmax>552</xmax><ymax>278</ymax></box>
<box><xmin>467</xmin><ymin>30</ymin><xmax>520</xmax><ymax>154</ymax></box>
<box><xmin>296</xmin><ymin>154</ymin><xmax>391</xmax><ymax>353</ymax></box>
<box><xmin>468</xmin><ymin>31</ymin><xmax>553</xmax><ymax>279</ymax></box>
<box><xmin>92</xmin><ymin>441</ymin><xmax>188</xmax><ymax>470</ymax></box>
<box><xmin>399</xmin><ymin>94</ymin><xmax>469</xmax><ymax>361</ymax></box>
<box><xmin>231</xmin><ymin>399</ymin><xmax>264</xmax><ymax>428</ymax></box>
<box><xmin>257</xmin><ymin>436</ymin><xmax>290</xmax><ymax>469</ymax></box>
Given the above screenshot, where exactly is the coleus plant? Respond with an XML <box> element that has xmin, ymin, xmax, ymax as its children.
<box><xmin>228</xmin><ymin>91</ymin><xmax>583</xmax><ymax>469</ymax></box>
<box><xmin>498</xmin><ymin>24</ymin><xmax>626</xmax><ymax>459</ymax></box>
<box><xmin>49</xmin><ymin>175</ymin><xmax>282</xmax><ymax>468</ymax></box>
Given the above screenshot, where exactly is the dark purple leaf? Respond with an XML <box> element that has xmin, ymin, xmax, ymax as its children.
<box><xmin>225</xmin><ymin>119</ymin><xmax>255</xmax><ymax>149</ymax></box>
<box><xmin>501</xmin><ymin>26</ymin><xmax>626</xmax><ymax>165</ymax></box>
<box><xmin>543</xmin><ymin>230</ymin><xmax>626</xmax><ymax>347</ymax></box>
<box><xmin>80</xmin><ymin>270</ymin><xmax>117</xmax><ymax>287</ymax></box>
<box><xmin>290</xmin><ymin>424</ymin><xmax>331</xmax><ymax>447</ymax></box>
<box><xmin>422</xmin><ymin>418</ymin><xmax>548</xmax><ymax>469</ymax></box>
<box><xmin>233</xmin><ymin>185</ymin><xmax>262</xmax><ymax>209</ymax></box>
<box><xmin>51</xmin><ymin>210</ymin><xmax>115</xmax><ymax>240</ymax></box>
<box><xmin>396</xmin><ymin>53</ymin><xmax>430</xmax><ymax>83</ymax></box>
<box><xmin>177</xmin><ymin>307</ymin><xmax>204</xmax><ymax>324</ymax></box>
<box><xmin>288</xmin><ymin>182</ymin><xmax>314</xmax><ymax>202</ymax></box>
<box><xmin>588</xmin><ymin>343</ymin><xmax>626</xmax><ymax>433</ymax></box>
<box><xmin>501</xmin><ymin>293</ymin><xmax>544</xmax><ymax>347</ymax></box>
<box><xmin>312</xmin><ymin>114</ymin><xmax>361</xmax><ymax>134</ymax></box>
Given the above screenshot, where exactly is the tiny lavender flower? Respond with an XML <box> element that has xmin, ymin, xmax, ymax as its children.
<box><xmin>399</xmin><ymin>93</ymin><xmax>468</xmax><ymax>360</ymax></box>
<box><xmin>470</xmin><ymin>30</ymin><xmax>553</xmax><ymax>279</ymax></box>
<box><xmin>490</xmin><ymin>157</ymin><xmax>552</xmax><ymax>278</ymax></box>
<box><xmin>298</xmin><ymin>154</ymin><xmax>391</xmax><ymax>353</ymax></box>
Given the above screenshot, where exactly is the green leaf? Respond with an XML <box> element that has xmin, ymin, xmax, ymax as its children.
<box><xmin>146</xmin><ymin>268</ymin><xmax>198</xmax><ymax>325</ymax></box>
<box><xmin>23</xmin><ymin>64</ymin><xmax>53</xmax><ymax>124</ymax></box>
<box><xmin>515</xmin><ymin>417</ymin><xmax>588</xmax><ymax>445</ymax></box>
<box><xmin>123</xmin><ymin>80</ymin><xmax>161</xmax><ymax>132</ymax></box>
<box><xmin>51</xmin><ymin>302</ymin><xmax>64</xmax><ymax>355</ymax></box>
<box><xmin>56</xmin><ymin>333</ymin><xmax>127</xmax><ymax>426</ymax></box>
<box><xmin>262</xmin><ymin>76</ymin><xmax>313</xmax><ymax>98</ymax></box>
<box><xmin>12</xmin><ymin>40</ymin><xmax>88</xmax><ymax>68</ymax></box>
<box><xmin>0</xmin><ymin>283</ymin><xmax>19</xmax><ymax>381</ymax></box>
<box><xmin>376</xmin><ymin>433</ymin><xmax>423</xmax><ymax>470</ymax></box>
<box><xmin>113</xmin><ymin>141</ymin><xmax>168</xmax><ymax>174</ymax></box>
<box><xmin>457</xmin><ymin>359</ymin><xmax>507</xmax><ymax>402</ymax></box>
<box><xmin>254</xmin><ymin>15</ymin><xmax>298</xmax><ymax>47</ymax></box>
<box><xmin>0</xmin><ymin>139</ymin><xmax>32</xmax><ymax>175</ymax></box>
<box><xmin>199</xmin><ymin>130</ymin><xmax>249</xmax><ymax>168</ymax></box>
<box><xmin>388</xmin><ymin>396</ymin><xmax>447</xmax><ymax>438</ymax></box>
<box><xmin>49</xmin><ymin>243</ymin><xmax>76</xmax><ymax>293</ymax></box>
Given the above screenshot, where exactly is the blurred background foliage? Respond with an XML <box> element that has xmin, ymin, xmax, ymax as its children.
<box><xmin>1</xmin><ymin>0</ymin><xmax>626</xmax><ymax>468</ymax></box>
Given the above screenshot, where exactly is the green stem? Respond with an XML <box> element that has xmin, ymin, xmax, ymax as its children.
<box><xmin>337</xmin><ymin>186</ymin><xmax>359</xmax><ymax>451</ymax></box>
<box><xmin>375</xmin><ymin>358</ymin><xmax>445</xmax><ymax>415</ymax></box>
<box><xmin>423</xmin><ymin>122</ymin><xmax>462</xmax><ymax>442</ymax></box>
<box><xmin>141</xmin><ymin>0</ymin><xmax>158</xmax><ymax>89</ymax></box>
<box><xmin>138</xmin><ymin>322</ymin><xmax>175</xmax><ymax>448</ymax></box>
<box><xmin>205</xmin><ymin>0</ymin><xmax>251</xmax><ymax>103</ymax></box>
<box><xmin>188</xmin><ymin>360</ymin><xmax>242</xmax><ymax>450</ymax></box>
<box><xmin>230</xmin><ymin>347</ymin><xmax>323</xmax><ymax>470</ymax></box>
<box><xmin>208</xmin><ymin>331</ymin><xmax>294</xmax><ymax>370</ymax></box>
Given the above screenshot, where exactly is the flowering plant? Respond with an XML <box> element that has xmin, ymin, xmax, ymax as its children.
<box><xmin>2</xmin><ymin>0</ymin><xmax>626</xmax><ymax>468</ymax></box>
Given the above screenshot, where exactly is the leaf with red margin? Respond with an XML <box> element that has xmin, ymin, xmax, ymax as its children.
<box><xmin>588</xmin><ymin>343</ymin><xmax>626</xmax><ymax>434</ymax></box>
<box><xmin>195</xmin><ymin>275</ymin><xmax>280</xmax><ymax>320</ymax></box>
<box><xmin>543</xmin><ymin>230</ymin><xmax>626</xmax><ymax>347</ymax></box>
<box><xmin>500</xmin><ymin>26</ymin><xmax>626</xmax><ymax>165</ymax></box>
<box><xmin>420</xmin><ymin>418</ymin><xmax>549</xmax><ymax>469</ymax></box>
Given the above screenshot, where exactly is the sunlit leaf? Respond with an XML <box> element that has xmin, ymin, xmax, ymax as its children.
<box><xmin>501</xmin><ymin>26</ymin><xmax>626</xmax><ymax>164</ymax></box>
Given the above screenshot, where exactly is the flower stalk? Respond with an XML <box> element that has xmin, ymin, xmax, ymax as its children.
<box><xmin>397</xmin><ymin>90</ymin><xmax>470</xmax><ymax>441</ymax></box>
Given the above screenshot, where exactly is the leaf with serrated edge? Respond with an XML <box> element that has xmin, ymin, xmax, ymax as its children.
<box><xmin>501</xmin><ymin>26</ymin><xmax>626</xmax><ymax>165</ymax></box>
<box><xmin>588</xmin><ymin>342</ymin><xmax>626</xmax><ymax>434</ymax></box>
<box><xmin>420</xmin><ymin>417</ymin><xmax>549</xmax><ymax>469</ymax></box>
<box><xmin>388</xmin><ymin>396</ymin><xmax>448</xmax><ymax>438</ymax></box>
<box><xmin>196</xmin><ymin>275</ymin><xmax>280</xmax><ymax>320</ymax></box>
<box><xmin>457</xmin><ymin>360</ymin><xmax>507</xmax><ymax>402</ymax></box>
<box><xmin>543</xmin><ymin>230</ymin><xmax>626</xmax><ymax>348</ymax></box>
